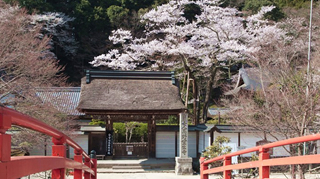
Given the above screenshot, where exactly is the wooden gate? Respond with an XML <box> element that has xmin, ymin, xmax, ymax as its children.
<box><xmin>113</xmin><ymin>142</ymin><xmax>148</xmax><ymax>158</ymax></box>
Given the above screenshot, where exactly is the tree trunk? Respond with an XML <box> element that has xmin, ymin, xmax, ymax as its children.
<box><xmin>297</xmin><ymin>144</ymin><xmax>305</xmax><ymax>179</ymax></box>
<box><xmin>125</xmin><ymin>123</ymin><xmax>129</xmax><ymax>143</ymax></box>
<box><xmin>203</xmin><ymin>81</ymin><xmax>212</xmax><ymax>121</ymax></box>
<box><xmin>125</xmin><ymin>129</ymin><xmax>128</xmax><ymax>143</ymax></box>
<box><xmin>290</xmin><ymin>144</ymin><xmax>296</xmax><ymax>179</ymax></box>
<box><xmin>129</xmin><ymin>128</ymin><xmax>134</xmax><ymax>143</ymax></box>
<box><xmin>192</xmin><ymin>78</ymin><xmax>199</xmax><ymax>125</ymax></box>
<box><xmin>179</xmin><ymin>55</ymin><xmax>200</xmax><ymax>124</ymax></box>
<box><xmin>202</xmin><ymin>67</ymin><xmax>218</xmax><ymax>121</ymax></box>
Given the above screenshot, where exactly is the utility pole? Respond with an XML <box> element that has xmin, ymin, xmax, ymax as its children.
<box><xmin>304</xmin><ymin>0</ymin><xmax>313</xmax><ymax>159</ymax></box>
<box><xmin>306</xmin><ymin>0</ymin><xmax>313</xmax><ymax>97</ymax></box>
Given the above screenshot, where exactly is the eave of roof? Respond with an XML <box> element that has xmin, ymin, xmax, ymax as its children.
<box><xmin>199</xmin><ymin>124</ymin><xmax>259</xmax><ymax>133</ymax></box>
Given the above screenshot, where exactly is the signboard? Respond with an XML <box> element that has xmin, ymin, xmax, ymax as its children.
<box><xmin>106</xmin><ymin>130</ymin><xmax>113</xmax><ymax>156</ymax></box>
<box><xmin>126</xmin><ymin>145</ymin><xmax>133</xmax><ymax>155</ymax></box>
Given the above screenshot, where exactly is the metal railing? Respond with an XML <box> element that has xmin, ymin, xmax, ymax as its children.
<box><xmin>0</xmin><ymin>106</ymin><xmax>97</xmax><ymax>179</ymax></box>
<box><xmin>200</xmin><ymin>133</ymin><xmax>320</xmax><ymax>179</ymax></box>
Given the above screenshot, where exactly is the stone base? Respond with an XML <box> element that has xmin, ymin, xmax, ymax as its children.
<box><xmin>175</xmin><ymin>157</ymin><xmax>193</xmax><ymax>175</ymax></box>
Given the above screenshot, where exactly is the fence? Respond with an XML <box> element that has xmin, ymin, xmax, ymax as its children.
<box><xmin>113</xmin><ymin>142</ymin><xmax>148</xmax><ymax>158</ymax></box>
<box><xmin>0</xmin><ymin>106</ymin><xmax>97</xmax><ymax>179</ymax></box>
<box><xmin>200</xmin><ymin>133</ymin><xmax>320</xmax><ymax>179</ymax></box>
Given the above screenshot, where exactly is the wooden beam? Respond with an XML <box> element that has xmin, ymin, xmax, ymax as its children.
<box><xmin>148</xmin><ymin>119</ymin><xmax>156</xmax><ymax>158</ymax></box>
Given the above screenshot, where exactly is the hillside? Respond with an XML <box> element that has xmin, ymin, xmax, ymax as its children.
<box><xmin>2</xmin><ymin>0</ymin><xmax>318</xmax><ymax>84</ymax></box>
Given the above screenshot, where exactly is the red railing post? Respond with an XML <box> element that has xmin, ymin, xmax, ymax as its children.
<box><xmin>223</xmin><ymin>156</ymin><xmax>232</xmax><ymax>179</ymax></box>
<box><xmin>90</xmin><ymin>158</ymin><xmax>97</xmax><ymax>179</ymax></box>
<box><xmin>73</xmin><ymin>150</ymin><xmax>83</xmax><ymax>179</ymax></box>
<box><xmin>52</xmin><ymin>137</ymin><xmax>66</xmax><ymax>179</ymax></box>
<box><xmin>259</xmin><ymin>148</ymin><xmax>270</xmax><ymax>179</ymax></box>
<box><xmin>90</xmin><ymin>150</ymin><xmax>97</xmax><ymax>179</ymax></box>
<box><xmin>200</xmin><ymin>156</ymin><xmax>208</xmax><ymax>179</ymax></box>
<box><xmin>0</xmin><ymin>112</ymin><xmax>11</xmax><ymax>163</ymax></box>
<box><xmin>0</xmin><ymin>111</ymin><xmax>11</xmax><ymax>179</ymax></box>
<box><xmin>84</xmin><ymin>158</ymin><xmax>91</xmax><ymax>179</ymax></box>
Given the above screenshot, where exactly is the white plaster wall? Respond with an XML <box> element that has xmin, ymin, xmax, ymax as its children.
<box><xmin>30</xmin><ymin>134</ymin><xmax>89</xmax><ymax>158</ymax></box>
<box><xmin>240</xmin><ymin>133</ymin><xmax>289</xmax><ymax>157</ymax></box>
<box><xmin>205</xmin><ymin>132</ymin><xmax>211</xmax><ymax>148</ymax></box>
<box><xmin>240</xmin><ymin>133</ymin><xmax>264</xmax><ymax>157</ymax></box>
<box><xmin>69</xmin><ymin>134</ymin><xmax>89</xmax><ymax>159</ymax></box>
<box><xmin>206</xmin><ymin>132</ymin><xmax>289</xmax><ymax>158</ymax></box>
<box><xmin>198</xmin><ymin>132</ymin><xmax>211</xmax><ymax>155</ymax></box>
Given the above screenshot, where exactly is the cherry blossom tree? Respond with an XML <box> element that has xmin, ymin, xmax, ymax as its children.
<box><xmin>90</xmin><ymin>0</ymin><xmax>285</xmax><ymax>123</ymax></box>
<box><xmin>31</xmin><ymin>12</ymin><xmax>78</xmax><ymax>57</ymax></box>
<box><xmin>0</xmin><ymin>2</ymin><xmax>65</xmax><ymax>103</ymax></box>
<box><xmin>0</xmin><ymin>1</ymin><xmax>72</xmax><ymax>153</ymax></box>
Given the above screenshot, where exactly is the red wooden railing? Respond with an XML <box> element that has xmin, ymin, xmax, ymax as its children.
<box><xmin>200</xmin><ymin>133</ymin><xmax>320</xmax><ymax>179</ymax></box>
<box><xmin>0</xmin><ymin>106</ymin><xmax>97</xmax><ymax>179</ymax></box>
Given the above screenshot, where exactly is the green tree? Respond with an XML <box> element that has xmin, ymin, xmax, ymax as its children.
<box><xmin>107</xmin><ymin>5</ymin><xmax>129</xmax><ymax>28</ymax></box>
<box><xmin>203</xmin><ymin>136</ymin><xmax>232</xmax><ymax>160</ymax></box>
<box><xmin>243</xmin><ymin>0</ymin><xmax>285</xmax><ymax>21</ymax></box>
<box><xmin>219</xmin><ymin>0</ymin><xmax>245</xmax><ymax>9</ymax></box>
<box><xmin>133</xmin><ymin>123</ymin><xmax>148</xmax><ymax>142</ymax></box>
<box><xmin>113</xmin><ymin>122</ymin><xmax>126</xmax><ymax>142</ymax></box>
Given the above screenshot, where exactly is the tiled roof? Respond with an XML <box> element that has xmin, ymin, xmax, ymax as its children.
<box><xmin>36</xmin><ymin>87</ymin><xmax>84</xmax><ymax>116</ymax></box>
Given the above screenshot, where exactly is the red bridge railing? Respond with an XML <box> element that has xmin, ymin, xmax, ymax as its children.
<box><xmin>200</xmin><ymin>133</ymin><xmax>320</xmax><ymax>179</ymax></box>
<box><xmin>0</xmin><ymin>106</ymin><xmax>97</xmax><ymax>179</ymax></box>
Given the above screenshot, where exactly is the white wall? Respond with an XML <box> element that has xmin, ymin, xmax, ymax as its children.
<box><xmin>156</xmin><ymin>131</ymin><xmax>197</xmax><ymax>158</ymax></box>
<box><xmin>205</xmin><ymin>133</ymin><xmax>210</xmax><ymax>149</ymax></box>
<box><xmin>239</xmin><ymin>133</ymin><xmax>263</xmax><ymax>157</ymax></box>
<box><xmin>198</xmin><ymin>131</ymin><xmax>211</xmax><ymax>154</ymax></box>
<box><xmin>30</xmin><ymin>134</ymin><xmax>89</xmax><ymax>158</ymax></box>
<box><xmin>209</xmin><ymin>132</ymin><xmax>289</xmax><ymax>157</ymax></box>
<box><xmin>240</xmin><ymin>133</ymin><xmax>289</xmax><ymax>157</ymax></box>
<box><xmin>69</xmin><ymin>134</ymin><xmax>89</xmax><ymax>159</ymax></box>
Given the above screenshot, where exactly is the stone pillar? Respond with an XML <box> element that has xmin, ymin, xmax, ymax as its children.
<box><xmin>175</xmin><ymin>112</ymin><xmax>193</xmax><ymax>175</ymax></box>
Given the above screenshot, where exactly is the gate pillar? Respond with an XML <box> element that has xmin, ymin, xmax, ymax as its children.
<box><xmin>175</xmin><ymin>112</ymin><xmax>193</xmax><ymax>175</ymax></box>
<box><xmin>148</xmin><ymin>118</ymin><xmax>156</xmax><ymax>158</ymax></box>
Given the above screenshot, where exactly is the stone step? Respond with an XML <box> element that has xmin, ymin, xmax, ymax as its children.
<box><xmin>97</xmin><ymin>163</ymin><xmax>175</xmax><ymax>167</ymax></box>
<box><xmin>112</xmin><ymin>165</ymin><xmax>152</xmax><ymax>169</ymax></box>
<box><xmin>97</xmin><ymin>162</ymin><xmax>175</xmax><ymax>169</ymax></box>
<box><xmin>96</xmin><ymin>158</ymin><xmax>176</xmax><ymax>173</ymax></box>
<box><xmin>97</xmin><ymin>168</ymin><xmax>175</xmax><ymax>173</ymax></box>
